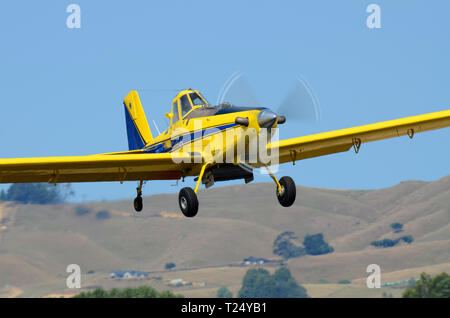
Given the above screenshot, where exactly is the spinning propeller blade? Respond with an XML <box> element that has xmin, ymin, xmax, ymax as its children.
<box><xmin>218</xmin><ymin>72</ymin><xmax>321</xmax><ymax>124</ymax></box>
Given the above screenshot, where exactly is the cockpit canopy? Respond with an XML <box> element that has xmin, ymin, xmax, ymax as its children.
<box><xmin>169</xmin><ymin>89</ymin><xmax>208</xmax><ymax>125</ymax></box>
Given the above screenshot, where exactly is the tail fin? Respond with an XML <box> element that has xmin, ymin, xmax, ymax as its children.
<box><xmin>123</xmin><ymin>90</ymin><xmax>153</xmax><ymax>150</ymax></box>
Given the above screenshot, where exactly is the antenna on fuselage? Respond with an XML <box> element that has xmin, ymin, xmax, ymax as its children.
<box><xmin>152</xmin><ymin>120</ymin><xmax>162</xmax><ymax>135</ymax></box>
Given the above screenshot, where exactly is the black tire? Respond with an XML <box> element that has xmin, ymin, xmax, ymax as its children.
<box><xmin>179</xmin><ymin>187</ymin><xmax>199</xmax><ymax>217</ymax></box>
<box><xmin>134</xmin><ymin>196</ymin><xmax>143</xmax><ymax>212</ymax></box>
<box><xmin>276</xmin><ymin>176</ymin><xmax>296</xmax><ymax>207</ymax></box>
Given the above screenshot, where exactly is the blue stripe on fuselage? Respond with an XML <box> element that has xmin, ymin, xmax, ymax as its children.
<box><xmin>143</xmin><ymin>123</ymin><xmax>237</xmax><ymax>153</ymax></box>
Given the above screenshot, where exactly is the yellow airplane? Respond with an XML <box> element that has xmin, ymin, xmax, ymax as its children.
<box><xmin>0</xmin><ymin>88</ymin><xmax>449</xmax><ymax>217</ymax></box>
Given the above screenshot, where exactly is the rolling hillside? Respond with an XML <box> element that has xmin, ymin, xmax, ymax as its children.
<box><xmin>0</xmin><ymin>175</ymin><xmax>449</xmax><ymax>297</ymax></box>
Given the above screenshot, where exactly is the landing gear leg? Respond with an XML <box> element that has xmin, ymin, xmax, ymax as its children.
<box><xmin>134</xmin><ymin>180</ymin><xmax>144</xmax><ymax>212</ymax></box>
<box><xmin>178</xmin><ymin>163</ymin><xmax>209</xmax><ymax>217</ymax></box>
<box><xmin>265</xmin><ymin>166</ymin><xmax>296</xmax><ymax>207</ymax></box>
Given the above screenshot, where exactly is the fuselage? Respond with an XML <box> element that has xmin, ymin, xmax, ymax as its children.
<box><xmin>143</xmin><ymin>105</ymin><xmax>265</xmax><ymax>154</ymax></box>
<box><xmin>138</xmin><ymin>89</ymin><xmax>283</xmax><ymax>179</ymax></box>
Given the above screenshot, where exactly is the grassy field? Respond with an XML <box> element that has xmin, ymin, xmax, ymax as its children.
<box><xmin>0</xmin><ymin>175</ymin><xmax>448</xmax><ymax>297</ymax></box>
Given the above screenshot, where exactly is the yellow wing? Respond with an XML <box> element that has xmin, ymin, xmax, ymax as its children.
<box><xmin>0</xmin><ymin>152</ymin><xmax>201</xmax><ymax>184</ymax></box>
<box><xmin>269</xmin><ymin>109</ymin><xmax>450</xmax><ymax>165</ymax></box>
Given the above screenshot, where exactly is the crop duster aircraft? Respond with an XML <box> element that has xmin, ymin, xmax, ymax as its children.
<box><xmin>0</xmin><ymin>88</ymin><xmax>449</xmax><ymax>217</ymax></box>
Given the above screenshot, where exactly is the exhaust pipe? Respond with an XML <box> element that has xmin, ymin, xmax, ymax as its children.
<box><xmin>235</xmin><ymin>117</ymin><xmax>249</xmax><ymax>126</ymax></box>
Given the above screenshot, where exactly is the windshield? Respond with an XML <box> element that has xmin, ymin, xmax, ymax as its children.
<box><xmin>180</xmin><ymin>94</ymin><xmax>192</xmax><ymax>116</ymax></box>
<box><xmin>189</xmin><ymin>92</ymin><xmax>207</xmax><ymax>107</ymax></box>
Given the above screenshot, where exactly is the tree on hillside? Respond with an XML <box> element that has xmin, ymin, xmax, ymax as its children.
<box><xmin>390</xmin><ymin>222</ymin><xmax>403</xmax><ymax>233</ymax></box>
<box><xmin>74</xmin><ymin>286</ymin><xmax>182</xmax><ymax>298</ymax></box>
<box><xmin>371</xmin><ymin>235</ymin><xmax>413</xmax><ymax>248</ymax></box>
<box><xmin>407</xmin><ymin>278</ymin><xmax>417</xmax><ymax>289</ymax></box>
<box><xmin>0</xmin><ymin>183</ymin><xmax>73</xmax><ymax>204</ymax></box>
<box><xmin>403</xmin><ymin>272</ymin><xmax>450</xmax><ymax>298</ymax></box>
<box><xmin>75</xmin><ymin>206</ymin><xmax>91</xmax><ymax>216</ymax></box>
<box><xmin>303</xmin><ymin>233</ymin><xmax>334</xmax><ymax>255</ymax></box>
<box><xmin>165</xmin><ymin>262</ymin><xmax>176</xmax><ymax>270</ymax></box>
<box><xmin>238</xmin><ymin>268</ymin><xmax>308</xmax><ymax>298</ymax></box>
<box><xmin>370</xmin><ymin>238</ymin><xmax>397</xmax><ymax>248</ymax></box>
<box><xmin>95</xmin><ymin>210</ymin><xmax>111</xmax><ymax>220</ymax></box>
<box><xmin>217</xmin><ymin>287</ymin><xmax>233</xmax><ymax>298</ymax></box>
<box><xmin>399</xmin><ymin>235</ymin><xmax>413</xmax><ymax>244</ymax></box>
<box><xmin>273</xmin><ymin>232</ymin><xmax>306</xmax><ymax>259</ymax></box>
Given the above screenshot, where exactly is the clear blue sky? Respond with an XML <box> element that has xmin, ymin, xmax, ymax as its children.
<box><xmin>0</xmin><ymin>1</ymin><xmax>449</xmax><ymax>202</ymax></box>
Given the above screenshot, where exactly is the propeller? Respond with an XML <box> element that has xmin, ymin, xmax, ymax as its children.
<box><xmin>277</xmin><ymin>76</ymin><xmax>321</xmax><ymax>124</ymax></box>
<box><xmin>217</xmin><ymin>72</ymin><xmax>321</xmax><ymax>125</ymax></box>
<box><xmin>217</xmin><ymin>71</ymin><xmax>260</xmax><ymax>107</ymax></box>
<box><xmin>217</xmin><ymin>72</ymin><xmax>322</xmax><ymax>175</ymax></box>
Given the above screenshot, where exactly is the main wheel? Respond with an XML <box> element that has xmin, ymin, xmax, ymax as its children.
<box><xmin>276</xmin><ymin>176</ymin><xmax>296</xmax><ymax>207</ymax></box>
<box><xmin>178</xmin><ymin>187</ymin><xmax>199</xmax><ymax>217</ymax></box>
<box><xmin>134</xmin><ymin>196</ymin><xmax>143</xmax><ymax>212</ymax></box>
